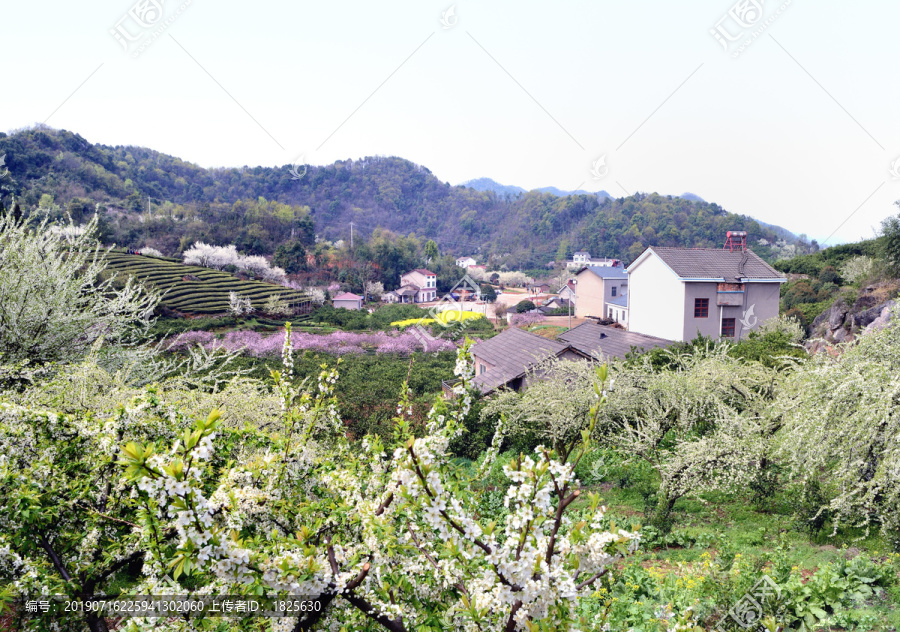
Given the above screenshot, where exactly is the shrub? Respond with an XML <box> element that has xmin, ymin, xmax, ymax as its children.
<box><xmin>515</xmin><ymin>299</ymin><xmax>536</xmax><ymax>313</ymax></box>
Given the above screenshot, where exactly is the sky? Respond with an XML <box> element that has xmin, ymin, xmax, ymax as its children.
<box><xmin>2</xmin><ymin>0</ymin><xmax>899</xmax><ymax>244</ymax></box>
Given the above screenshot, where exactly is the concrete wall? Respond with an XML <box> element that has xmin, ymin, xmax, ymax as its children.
<box><xmin>628</xmin><ymin>254</ymin><xmax>685</xmax><ymax>340</ymax></box>
<box><xmin>681</xmin><ymin>281</ymin><xmax>782</xmax><ymax>340</ymax></box>
<box><xmin>574</xmin><ymin>271</ymin><xmax>606</xmax><ymax>318</ymax></box>
<box><xmin>682</xmin><ymin>282</ymin><xmax>721</xmax><ymax>340</ymax></box>
<box><xmin>574</xmin><ymin>272</ymin><xmax>627</xmax><ymax>319</ymax></box>
<box><xmin>607</xmin><ymin>304</ymin><xmax>628</xmax><ymax>325</ymax></box>
<box><xmin>473</xmin><ymin>354</ymin><xmax>495</xmax><ymax>377</ymax></box>
<box><xmin>739</xmin><ymin>282</ymin><xmax>782</xmax><ymax>337</ymax></box>
<box><xmin>334</xmin><ymin>298</ymin><xmax>362</xmax><ymax>310</ymax></box>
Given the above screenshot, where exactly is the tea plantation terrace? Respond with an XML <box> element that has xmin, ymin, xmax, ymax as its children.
<box><xmin>104</xmin><ymin>251</ymin><xmax>311</xmax><ymax>315</ymax></box>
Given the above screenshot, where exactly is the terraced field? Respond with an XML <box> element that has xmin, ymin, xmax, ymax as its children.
<box><xmin>104</xmin><ymin>251</ymin><xmax>311</xmax><ymax>315</ymax></box>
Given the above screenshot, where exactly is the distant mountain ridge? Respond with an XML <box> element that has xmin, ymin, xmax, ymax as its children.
<box><xmin>461</xmin><ymin>177</ymin><xmax>611</xmax><ymax>200</ymax></box>
<box><xmin>462</xmin><ymin>178</ymin><xmax>707</xmax><ymax>205</ymax></box>
<box><xmin>0</xmin><ymin>126</ymin><xmax>806</xmax><ymax>267</ymax></box>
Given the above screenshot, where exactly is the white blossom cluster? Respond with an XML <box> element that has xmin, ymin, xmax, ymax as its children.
<box><xmin>776</xmin><ymin>303</ymin><xmax>900</xmax><ymax>544</ymax></box>
<box><xmin>117</xmin><ymin>341</ymin><xmax>638</xmax><ymax>631</ymax></box>
<box><xmin>183</xmin><ymin>241</ymin><xmax>287</xmax><ymax>284</ymax></box>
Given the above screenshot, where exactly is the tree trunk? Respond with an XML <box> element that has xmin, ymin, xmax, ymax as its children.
<box><xmin>650</xmin><ymin>495</ymin><xmax>678</xmax><ymax>534</ymax></box>
<box><xmin>85</xmin><ymin>612</ymin><xmax>110</xmax><ymax>632</ymax></box>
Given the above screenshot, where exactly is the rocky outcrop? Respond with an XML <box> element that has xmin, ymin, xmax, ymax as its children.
<box><xmin>809</xmin><ymin>296</ymin><xmax>896</xmax><ymax>347</ymax></box>
<box><xmin>863</xmin><ymin>301</ymin><xmax>896</xmax><ymax>333</ymax></box>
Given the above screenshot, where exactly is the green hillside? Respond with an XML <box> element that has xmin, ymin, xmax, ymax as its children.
<box><xmin>104</xmin><ymin>252</ymin><xmax>310</xmax><ymax>315</ymax></box>
<box><xmin>0</xmin><ymin>127</ymin><xmax>812</xmax><ymax>268</ymax></box>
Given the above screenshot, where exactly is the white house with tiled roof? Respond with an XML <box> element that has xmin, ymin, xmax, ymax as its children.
<box><xmin>398</xmin><ymin>269</ymin><xmax>437</xmax><ymax>303</ymax></box>
<box><xmin>626</xmin><ymin>246</ymin><xmax>786</xmax><ymax>342</ymax></box>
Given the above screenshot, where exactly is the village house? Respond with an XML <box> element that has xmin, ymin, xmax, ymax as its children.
<box><xmin>455</xmin><ymin>256</ymin><xmax>477</xmax><ymax>268</ymax></box>
<box><xmin>393</xmin><ymin>269</ymin><xmax>437</xmax><ymax>303</ymax></box>
<box><xmin>540</xmin><ymin>296</ymin><xmax>572</xmax><ymax>313</ymax></box>
<box><xmin>469</xmin><ymin>328</ymin><xmax>590</xmax><ymax>394</ymax></box>
<box><xmin>557</xmin><ymin>281</ymin><xmax>576</xmax><ymax>302</ymax></box>
<box><xmin>573</xmin><ymin>266</ymin><xmax>629</xmax><ymax>324</ymax></box>
<box><xmin>332</xmin><ymin>292</ymin><xmax>363</xmax><ymax>310</ymax></box>
<box><xmin>527</xmin><ymin>280</ymin><xmax>553</xmax><ymax>295</ymax></box>
<box><xmin>566</xmin><ymin>251</ymin><xmax>622</xmax><ymax>270</ymax></box>
<box><xmin>626</xmin><ymin>244</ymin><xmax>786</xmax><ymax>342</ymax></box>
<box><xmin>467</xmin><ymin>323</ymin><xmax>672</xmax><ymax>395</ymax></box>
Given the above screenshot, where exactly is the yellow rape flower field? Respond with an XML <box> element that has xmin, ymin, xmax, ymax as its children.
<box><xmin>391</xmin><ymin>310</ymin><xmax>484</xmax><ymax>328</ymax></box>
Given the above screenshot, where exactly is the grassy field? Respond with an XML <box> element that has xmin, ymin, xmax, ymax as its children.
<box><xmin>104</xmin><ymin>251</ymin><xmax>311</xmax><ymax>315</ymax></box>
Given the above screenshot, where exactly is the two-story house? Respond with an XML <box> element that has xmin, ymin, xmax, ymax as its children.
<box><xmin>566</xmin><ymin>251</ymin><xmax>621</xmax><ymax>270</ymax></box>
<box><xmin>455</xmin><ymin>256</ymin><xmax>477</xmax><ymax>268</ymax></box>
<box><xmin>397</xmin><ymin>269</ymin><xmax>437</xmax><ymax>303</ymax></box>
<box><xmin>626</xmin><ymin>246</ymin><xmax>786</xmax><ymax>341</ymax></box>
<box><xmin>573</xmin><ymin>266</ymin><xmax>629</xmax><ymax>324</ymax></box>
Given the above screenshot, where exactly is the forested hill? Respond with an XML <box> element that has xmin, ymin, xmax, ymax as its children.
<box><xmin>0</xmin><ymin>126</ymin><xmax>807</xmax><ymax>266</ymax></box>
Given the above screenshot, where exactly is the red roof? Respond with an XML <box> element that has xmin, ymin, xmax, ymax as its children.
<box><xmin>333</xmin><ymin>292</ymin><xmax>362</xmax><ymax>301</ymax></box>
<box><xmin>411</xmin><ymin>269</ymin><xmax>435</xmax><ymax>276</ymax></box>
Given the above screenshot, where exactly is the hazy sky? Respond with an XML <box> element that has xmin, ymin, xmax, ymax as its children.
<box><xmin>2</xmin><ymin>0</ymin><xmax>899</xmax><ymax>243</ymax></box>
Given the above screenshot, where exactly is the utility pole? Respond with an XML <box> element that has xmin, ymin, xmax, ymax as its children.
<box><xmin>350</xmin><ymin>221</ymin><xmax>354</xmax><ymax>249</ymax></box>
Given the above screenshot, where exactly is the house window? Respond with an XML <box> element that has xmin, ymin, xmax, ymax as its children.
<box><xmin>479</xmin><ymin>364</ymin><xmax>486</xmax><ymax>375</ymax></box>
<box><xmin>611</xmin><ymin>286</ymin><xmax>617</xmax><ymax>297</ymax></box>
<box><xmin>694</xmin><ymin>298</ymin><xmax>709</xmax><ymax>318</ymax></box>
<box><xmin>721</xmin><ymin>318</ymin><xmax>736</xmax><ymax>338</ymax></box>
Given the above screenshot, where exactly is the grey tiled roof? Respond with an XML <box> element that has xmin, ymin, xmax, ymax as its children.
<box><xmin>579</xmin><ymin>266</ymin><xmax>628</xmax><ymax>280</ymax></box>
<box><xmin>470</xmin><ymin>328</ymin><xmax>570</xmax><ymax>393</ymax></box>
<box><xmin>607</xmin><ymin>295</ymin><xmax>628</xmax><ymax>308</ymax></box>
<box><xmin>644</xmin><ymin>247</ymin><xmax>784</xmax><ymax>283</ymax></box>
<box><xmin>558</xmin><ymin>322</ymin><xmax>672</xmax><ymax>360</ymax></box>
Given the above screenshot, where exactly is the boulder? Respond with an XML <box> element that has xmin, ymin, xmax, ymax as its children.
<box><xmin>831</xmin><ymin>327</ymin><xmax>851</xmax><ymax>343</ymax></box>
<box><xmin>827</xmin><ymin>299</ymin><xmax>849</xmax><ymax>330</ymax></box>
<box><xmin>864</xmin><ymin>300</ymin><xmax>897</xmax><ymax>333</ymax></box>
<box><xmin>811</xmin><ymin>298</ymin><xmax>849</xmax><ymax>337</ymax></box>
<box><xmin>851</xmin><ymin>303</ymin><xmax>887</xmax><ymax>330</ymax></box>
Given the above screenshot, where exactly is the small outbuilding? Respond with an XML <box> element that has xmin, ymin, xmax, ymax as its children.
<box><xmin>333</xmin><ymin>292</ymin><xmax>364</xmax><ymax>310</ymax></box>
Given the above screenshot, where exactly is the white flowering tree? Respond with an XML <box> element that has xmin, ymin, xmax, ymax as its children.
<box><xmin>481</xmin><ymin>358</ymin><xmax>602</xmax><ymax>453</ymax></box>
<box><xmin>0</xmin><ymin>334</ymin><xmax>250</xmax><ymax>632</ymax></box>
<box><xmin>775</xmin><ymin>305</ymin><xmax>900</xmax><ymax>547</ymax></box>
<box><xmin>496</xmin><ymin>271</ymin><xmax>530</xmax><ymax>287</ymax></box>
<box><xmin>599</xmin><ymin>345</ymin><xmax>779</xmax><ymax>532</ymax></box>
<box><xmin>138</xmin><ymin>247</ymin><xmax>165</xmax><ymax>258</ymax></box>
<box><xmin>263</xmin><ymin>294</ymin><xmax>292</xmax><ymax>317</ymax></box>
<box><xmin>183</xmin><ymin>242</ymin><xmax>287</xmax><ymax>284</ymax></box>
<box><xmin>227</xmin><ymin>291</ymin><xmax>253</xmax><ymax>317</ymax></box>
<box><xmin>839</xmin><ymin>255</ymin><xmax>877</xmax><ymax>284</ymax></box>
<box><xmin>0</xmin><ymin>392</ymin><xmax>196</xmax><ymax>632</ymax></box>
<box><xmin>119</xmin><ymin>331</ymin><xmax>638</xmax><ymax>631</ymax></box>
<box><xmin>0</xmin><ymin>213</ymin><xmax>158</xmax><ymax>364</ymax></box>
